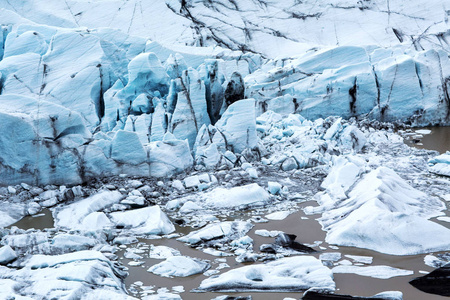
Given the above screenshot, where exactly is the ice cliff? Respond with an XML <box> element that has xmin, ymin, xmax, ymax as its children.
<box><xmin>0</xmin><ymin>0</ymin><xmax>449</xmax><ymax>185</ymax></box>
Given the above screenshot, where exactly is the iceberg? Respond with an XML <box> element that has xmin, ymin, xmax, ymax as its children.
<box><xmin>147</xmin><ymin>256</ymin><xmax>209</xmax><ymax>278</ymax></box>
<box><xmin>197</xmin><ymin>256</ymin><xmax>335</xmax><ymax>292</ymax></box>
<box><xmin>315</xmin><ymin>167</ymin><xmax>450</xmax><ymax>255</ymax></box>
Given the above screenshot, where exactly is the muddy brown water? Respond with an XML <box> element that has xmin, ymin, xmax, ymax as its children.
<box><xmin>9</xmin><ymin>208</ymin><xmax>54</xmax><ymax>230</ymax></box>
<box><xmin>408</xmin><ymin>126</ymin><xmax>450</xmax><ymax>154</ymax></box>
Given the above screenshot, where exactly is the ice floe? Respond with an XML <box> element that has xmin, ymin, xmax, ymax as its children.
<box><xmin>147</xmin><ymin>256</ymin><xmax>209</xmax><ymax>278</ymax></box>
<box><xmin>197</xmin><ymin>256</ymin><xmax>335</xmax><ymax>292</ymax></box>
<box><xmin>311</xmin><ymin>166</ymin><xmax>450</xmax><ymax>255</ymax></box>
<box><xmin>332</xmin><ymin>265</ymin><xmax>413</xmax><ymax>279</ymax></box>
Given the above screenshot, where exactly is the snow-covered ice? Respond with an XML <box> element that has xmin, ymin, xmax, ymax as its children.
<box><xmin>197</xmin><ymin>256</ymin><xmax>335</xmax><ymax>292</ymax></box>
<box><xmin>313</xmin><ymin>166</ymin><xmax>450</xmax><ymax>255</ymax></box>
<box><xmin>147</xmin><ymin>256</ymin><xmax>210</xmax><ymax>278</ymax></box>
<box><xmin>109</xmin><ymin>206</ymin><xmax>175</xmax><ymax>236</ymax></box>
<box><xmin>332</xmin><ymin>265</ymin><xmax>413</xmax><ymax>279</ymax></box>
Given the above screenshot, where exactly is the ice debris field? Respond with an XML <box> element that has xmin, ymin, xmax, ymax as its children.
<box><xmin>0</xmin><ymin>0</ymin><xmax>450</xmax><ymax>299</ymax></box>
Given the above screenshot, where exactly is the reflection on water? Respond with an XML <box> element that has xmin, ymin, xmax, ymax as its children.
<box><xmin>408</xmin><ymin>126</ymin><xmax>450</xmax><ymax>154</ymax></box>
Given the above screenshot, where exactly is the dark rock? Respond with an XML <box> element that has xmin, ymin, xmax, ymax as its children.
<box><xmin>303</xmin><ymin>291</ymin><xmax>399</xmax><ymax>300</ymax></box>
<box><xmin>205</xmin><ymin>60</ymin><xmax>224</xmax><ymax>125</ymax></box>
<box><xmin>259</xmin><ymin>244</ymin><xmax>277</xmax><ymax>254</ymax></box>
<box><xmin>275</xmin><ymin>233</ymin><xmax>316</xmax><ymax>253</ymax></box>
<box><xmin>61</xmin><ymin>188</ymin><xmax>75</xmax><ymax>202</ymax></box>
<box><xmin>409</xmin><ymin>263</ymin><xmax>450</xmax><ymax>296</ymax></box>
<box><xmin>259</xmin><ymin>233</ymin><xmax>315</xmax><ymax>255</ymax></box>
<box><xmin>224</xmin><ymin>72</ymin><xmax>245</xmax><ymax>107</ymax></box>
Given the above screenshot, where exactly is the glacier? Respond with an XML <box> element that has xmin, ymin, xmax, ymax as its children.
<box><xmin>0</xmin><ymin>1</ymin><xmax>449</xmax><ymax>299</ymax></box>
<box><xmin>0</xmin><ymin>1</ymin><xmax>448</xmax><ymax>185</ymax></box>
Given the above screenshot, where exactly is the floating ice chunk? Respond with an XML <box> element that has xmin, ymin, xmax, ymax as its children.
<box><xmin>202</xmin><ymin>248</ymin><xmax>233</xmax><ymax>257</ymax></box>
<box><xmin>24</xmin><ymin>250</ymin><xmax>111</xmax><ymax>269</ymax></box>
<box><xmin>0</xmin><ymin>246</ymin><xmax>17</xmax><ymax>265</ymax></box>
<box><xmin>319</xmin><ymin>167</ymin><xmax>450</xmax><ymax>255</ymax></box>
<box><xmin>212</xmin><ymin>296</ymin><xmax>252</xmax><ymax>300</ymax></box>
<box><xmin>332</xmin><ymin>265</ymin><xmax>413</xmax><ymax>279</ymax></box>
<box><xmin>415</xmin><ymin>129</ymin><xmax>432</xmax><ymax>135</ymax></box>
<box><xmin>254</xmin><ymin>230</ymin><xmax>283</xmax><ymax>237</ymax></box>
<box><xmin>109</xmin><ymin>206</ymin><xmax>175</xmax><ymax>235</ymax></box>
<box><xmin>178</xmin><ymin>221</ymin><xmax>253</xmax><ymax>246</ymax></box>
<box><xmin>262</xmin><ymin>233</ymin><xmax>315</xmax><ymax>254</ymax></box>
<box><xmin>179</xmin><ymin>201</ymin><xmax>203</xmax><ymax>214</ymax></box>
<box><xmin>265</xmin><ymin>211</ymin><xmax>291</xmax><ymax>221</ymax></box>
<box><xmin>51</xmin><ymin>234</ymin><xmax>97</xmax><ymax>252</ymax></box>
<box><xmin>321</xmin><ymin>157</ymin><xmax>362</xmax><ymax>199</ymax></box>
<box><xmin>124</xmin><ymin>251</ymin><xmax>143</xmax><ymax>260</ymax></box>
<box><xmin>2</xmin><ymin>250</ymin><xmax>131</xmax><ymax>299</ymax></box>
<box><xmin>113</xmin><ymin>236</ymin><xmax>138</xmax><ymax>245</ymax></box>
<box><xmin>54</xmin><ymin>191</ymin><xmax>123</xmax><ymax>230</ymax></box>
<box><xmin>171</xmin><ymin>286</ymin><xmax>184</xmax><ymax>293</ymax></box>
<box><xmin>204</xmin><ymin>183</ymin><xmax>270</xmax><ymax>208</ymax></box>
<box><xmin>198</xmin><ymin>256</ymin><xmax>335</xmax><ymax>292</ymax></box>
<box><xmin>319</xmin><ymin>253</ymin><xmax>342</xmax><ymax>262</ymax></box>
<box><xmin>80</xmin><ymin>212</ymin><xmax>113</xmax><ymax>231</ymax></box>
<box><xmin>149</xmin><ymin>245</ymin><xmax>181</xmax><ymax>259</ymax></box>
<box><xmin>129</xmin><ymin>261</ymin><xmax>145</xmax><ymax>267</ymax></box>
<box><xmin>337</xmin><ymin>259</ymin><xmax>352</xmax><ymax>266</ymax></box>
<box><xmin>0</xmin><ymin>202</ymin><xmax>26</xmax><ymax>228</ymax></box>
<box><xmin>424</xmin><ymin>253</ymin><xmax>450</xmax><ymax>268</ymax></box>
<box><xmin>372</xmin><ymin>291</ymin><xmax>404</xmax><ymax>300</ymax></box>
<box><xmin>344</xmin><ymin>255</ymin><xmax>373</xmax><ymax>265</ymax></box>
<box><xmin>142</xmin><ymin>292</ymin><xmax>181</xmax><ymax>300</ymax></box>
<box><xmin>424</xmin><ymin>255</ymin><xmax>443</xmax><ymax>268</ymax></box>
<box><xmin>27</xmin><ymin>202</ymin><xmax>41</xmax><ymax>216</ymax></box>
<box><xmin>230</xmin><ymin>236</ymin><xmax>253</xmax><ymax>248</ymax></box>
<box><xmin>148</xmin><ymin>256</ymin><xmax>209</xmax><ymax>277</ymax></box>
<box><xmin>428</xmin><ymin>152</ymin><xmax>450</xmax><ymax>177</ymax></box>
